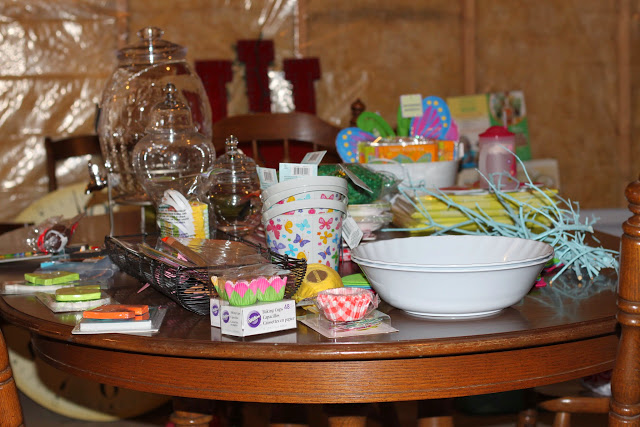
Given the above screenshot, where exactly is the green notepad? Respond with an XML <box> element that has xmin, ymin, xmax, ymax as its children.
<box><xmin>55</xmin><ymin>285</ymin><xmax>102</xmax><ymax>302</ymax></box>
<box><xmin>341</xmin><ymin>273</ymin><xmax>371</xmax><ymax>289</ymax></box>
<box><xmin>24</xmin><ymin>271</ymin><xmax>80</xmax><ymax>286</ymax></box>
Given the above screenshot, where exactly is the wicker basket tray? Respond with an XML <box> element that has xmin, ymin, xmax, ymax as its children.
<box><xmin>105</xmin><ymin>233</ymin><xmax>306</xmax><ymax>315</ymax></box>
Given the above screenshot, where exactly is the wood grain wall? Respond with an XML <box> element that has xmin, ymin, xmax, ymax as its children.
<box><xmin>0</xmin><ymin>0</ymin><xmax>637</xmax><ymax>220</ymax></box>
<box><xmin>126</xmin><ymin>0</ymin><xmax>638</xmax><ymax>208</ymax></box>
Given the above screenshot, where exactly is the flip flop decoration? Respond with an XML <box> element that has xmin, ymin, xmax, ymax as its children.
<box><xmin>410</xmin><ymin>96</ymin><xmax>458</xmax><ymax>140</ymax></box>
<box><xmin>356</xmin><ymin>111</ymin><xmax>395</xmax><ymax>138</ymax></box>
<box><xmin>396</xmin><ymin>105</ymin><xmax>412</xmax><ymax>137</ymax></box>
<box><xmin>335</xmin><ymin>96</ymin><xmax>459</xmax><ymax>163</ymax></box>
<box><xmin>336</xmin><ymin>127</ymin><xmax>376</xmax><ymax>163</ymax></box>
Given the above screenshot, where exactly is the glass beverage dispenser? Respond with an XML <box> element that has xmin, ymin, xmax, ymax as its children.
<box><xmin>97</xmin><ymin>27</ymin><xmax>212</xmax><ymax>203</ymax></box>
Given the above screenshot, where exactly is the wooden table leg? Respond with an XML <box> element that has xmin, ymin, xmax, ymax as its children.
<box><xmin>171</xmin><ymin>397</ymin><xmax>215</xmax><ymax>427</ymax></box>
<box><xmin>170</xmin><ymin>410</ymin><xmax>213</xmax><ymax>427</ymax></box>
<box><xmin>324</xmin><ymin>403</ymin><xmax>368</xmax><ymax>427</ymax></box>
<box><xmin>417</xmin><ymin>398</ymin><xmax>454</xmax><ymax>427</ymax></box>
<box><xmin>327</xmin><ymin>416</ymin><xmax>367</xmax><ymax>427</ymax></box>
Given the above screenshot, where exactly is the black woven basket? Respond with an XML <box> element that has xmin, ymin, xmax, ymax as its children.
<box><xmin>104</xmin><ymin>233</ymin><xmax>306</xmax><ymax>315</ymax></box>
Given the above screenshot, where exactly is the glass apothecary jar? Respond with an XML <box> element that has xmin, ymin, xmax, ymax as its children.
<box><xmin>210</xmin><ymin>136</ymin><xmax>262</xmax><ymax>235</ymax></box>
<box><xmin>98</xmin><ymin>26</ymin><xmax>212</xmax><ymax>203</ymax></box>
<box><xmin>133</xmin><ymin>83</ymin><xmax>216</xmax><ymax>239</ymax></box>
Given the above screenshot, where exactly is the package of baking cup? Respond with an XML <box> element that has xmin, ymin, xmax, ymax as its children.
<box><xmin>315</xmin><ymin>287</ymin><xmax>379</xmax><ymax>322</ymax></box>
<box><xmin>210</xmin><ymin>264</ymin><xmax>290</xmax><ymax>305</ymax></box>
<box><xmin>156</xmin><ymin>189</ymin><xmax>210</xmax><ymax>239</ymax></box>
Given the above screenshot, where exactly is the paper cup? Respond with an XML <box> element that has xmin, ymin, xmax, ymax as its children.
<box><xmin>263</xmin><ymin>199</ymin><xmax>347</xmax><ymax>271</ymax></box>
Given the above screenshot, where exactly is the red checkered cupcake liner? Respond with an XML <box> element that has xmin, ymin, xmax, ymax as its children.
<box><xmin>315</xmin><ymin>288</ymin><xmax>378</xmax><ymax>322</ymax></box>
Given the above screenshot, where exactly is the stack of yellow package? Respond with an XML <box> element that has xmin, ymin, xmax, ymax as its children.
<box><xmin>392</xmin><ymin>188</ymin><xmax>559</xmax><ymax>232</ymax></box>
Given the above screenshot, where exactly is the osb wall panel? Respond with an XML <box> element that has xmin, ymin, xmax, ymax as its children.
<box><xmin>477</xmin><ymin>0</ymin><xmax>624</xmax><ymax>208</ymax></box>
<box><xmin>125</xmin><ymin>0</ymin><xmax>636</xmax><ymax>208</ymax></box>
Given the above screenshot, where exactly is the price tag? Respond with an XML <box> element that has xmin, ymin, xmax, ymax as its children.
<box><xmin>301</xmin><ymin>150</ymin><xmax>327</xmax><ymax>165</ymax></box>
<box><xmin>279</xmin><ymin>163</ymin><xmax>318</xmax><ymax>182</ymax></box>
<box><xmin>339</xmin><ymin>164</ymin><xmax>372</xmax><ymax>193</ymax></box>
<box><xmin>342</xmin><ymin>214</ymin><xmax>363</xmax><ymax>249</ymax></box>
<box><xmin>400</xmin><ymin>94</ymin><xmax>423</xmax><ymax>118</ymax></box>
<box><xmin>256</xmin><ymin>166</ymin><xmax>278</xmax><ymax>189</ymax></box>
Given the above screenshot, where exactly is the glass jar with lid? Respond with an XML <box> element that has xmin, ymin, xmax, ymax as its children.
<box><xmin>133</xmin><ymin>83</ymin><xmax>216</xmax><ymax>239</ymax></box>
<box><xmin>210</xmin><ymin>136</ymin><xmax>262</xmax><ymax>235</ymax></box>
<box><xmin>97</xmin><ymin>26</ymin><xmax>212</xmax><ymax>203</ymax></box>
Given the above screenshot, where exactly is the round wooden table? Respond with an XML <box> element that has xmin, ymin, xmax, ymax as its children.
<box><xmin>0</xmin><ymin>243</ymin><xmax>620</xmax><ymax>426</ymax></box>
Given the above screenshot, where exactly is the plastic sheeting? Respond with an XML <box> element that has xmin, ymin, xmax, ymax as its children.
<box><xmin>0</xmin><ymin>0</ymin><xmax>122</xmax><ymax>221</ymax></box>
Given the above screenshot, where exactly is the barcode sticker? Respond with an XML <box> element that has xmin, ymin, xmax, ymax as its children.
<box><xmin>279</xmin><ymin>163</ymin><xmax>318</xmax><ymax>182</ymax></box>
<box><xmin>342</xmin><ymin>214</ymin><xmax>363</xmax><ymax>248</ymax></box>
<box><xmin>256</xmin><ymin>166</ymin><xmax>278</xmax><ymax>189</ymax></box>
<box><xmin>301</xmin><ymin>151</ymin><xmax>327</xmax><ymax>165</ymax></box>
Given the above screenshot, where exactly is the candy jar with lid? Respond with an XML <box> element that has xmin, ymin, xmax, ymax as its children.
<box><xmin>210</xmin><ymin>136</ymin><xmax>262</xmax><ymax>235</ymax></box>
<box><xmin>133</xmin><ymin>83</ymin><xmax>216</xmax><ymax>238</ymax></box>
<box><xmin>98</xmin><ymin>26</ymin><xmax>212</xmax><ymax>203</ymax></box>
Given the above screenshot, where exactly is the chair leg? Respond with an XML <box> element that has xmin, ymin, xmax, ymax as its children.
<box><xmin>417</xmin><ymin>416</ymin><xmax>454</xmax><ymax>427</ymax></box>
<box><xmin>553</xmin><ymin>412</ymin><xmax>570</xmax><ymax>427</ymax></box>
<box><xmin>417</xmin><ymin>398</ymin><xmax>454</xmax><ymax>427</ymax></box>
<box><xmin>327</xmin><ymin>416</ymin><xmax>367</xmax><ymax>427</ymax></box>
<box><xmin>517</xmin><ymin>408</ymin><xmax>538</xmax><ymax>427</ymax></box>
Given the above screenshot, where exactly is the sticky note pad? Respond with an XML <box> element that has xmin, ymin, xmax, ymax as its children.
<box><xmin>24</xmin><ymin>271</ymin><xmax>80</xmax><ymax>285</ymax></box>
<box><xmin>55</xmin><ymin>285</ymin><xmax>102</xmax><ymax>302</ymax></box>
<box><xmin>341</xmin><ymin>273</ymin><xmax>371</xmax><ymax>289</ymax></box>
<box><xmin>83</xmin><ymin>304</ymin><xmax>149</xmax><ymax>320</ymax></box>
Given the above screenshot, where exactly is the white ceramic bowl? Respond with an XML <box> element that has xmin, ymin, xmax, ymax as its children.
<box><xmin>351</xmin><ymin>235</ymin><xmax>553</xmax><ymax>318</ymax></box>
<box><xmin>351</xmin><ymin>235</ymin><xmax>553</xmax><ymax>269</ymax></box>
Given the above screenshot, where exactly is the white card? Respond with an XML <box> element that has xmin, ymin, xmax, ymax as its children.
<box><xmin>342</xmin><ymin>214</ymin><xmax>363</xmax><ymax>248</ymax></box>
<box><xmin>400</xmin><ymin>94</ymin><xmax>423</xmax><ymax>118</ymax></box>
<box><xmin>301</xmin><ymin>151</ymin><xmax>326</xmax><ymax>165</ymax></box>
<box><xmin>256</xmin><ymin>166</ymin><xmax>278</xmax><ymax>189</ymax></box>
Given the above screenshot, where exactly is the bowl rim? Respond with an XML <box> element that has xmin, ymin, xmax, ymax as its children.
<box><xmin>352</xmin><ymin>251</ymin><xmax>553</xmax><ymax>273</ymax></box>
<box><xmin>350</xmin><ymin>235</ymin><xmax>554</xmax><ymax>269</ymax></box>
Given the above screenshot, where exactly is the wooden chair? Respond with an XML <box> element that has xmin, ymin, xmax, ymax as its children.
<box><xmin>44</xmin><ymin>135</ymin><xmax>102</xmax><ymax>192</ymax></box>
<box><xmin>526</xmin><ymin>176</ymin><xmax>640</xmax><ymax>426</ymax></box>
<box><xmin>0</xmin><ymin>326</ymin><xmax>23</xmax><ymax>426</ymax></box>
<box><xmin>211</xmin><ymin>112</ymin><xmax>341</xmax><ymax>168</ymax></box>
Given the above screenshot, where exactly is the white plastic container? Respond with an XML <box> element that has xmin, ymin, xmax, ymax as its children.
<box><xmin>477</xmin><ymin>126</ymin><xmax>517</xmax><ymax>189</ymax></box>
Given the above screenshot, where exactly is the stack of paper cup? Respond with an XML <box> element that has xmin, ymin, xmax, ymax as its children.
<box><xmin>261</xmin><ymin>177</ymin><xmax>349</xmax><ymax>271</ymax></box>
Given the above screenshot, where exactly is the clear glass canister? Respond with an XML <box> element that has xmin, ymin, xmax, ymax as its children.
<box><xmin>210</xmin><ymin>136</ymin><xmax>262</xmax><ymax>235</ymax></box>
<box><xmin>97</xmin><ymin>26</ymin><xmax>212</xmax><ymax>203</ymax></box>
<box><xmin>132</xmin><ymin>83</ymin><xmax>216</xmax><ymax>239</ymax></box>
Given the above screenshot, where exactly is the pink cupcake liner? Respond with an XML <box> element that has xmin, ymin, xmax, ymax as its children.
<box><xmin>315</xmin><ymin>288</ymin><xmax>376</xmax><ymax>322</ymax></box>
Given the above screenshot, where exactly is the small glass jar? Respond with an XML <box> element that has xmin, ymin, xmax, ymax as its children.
<box><xmin>132</xmin><ymin>83</ymin><xmax>216</xmax><ymax>238</ymax></box>
<box><xmin>210</xmin><ymin>136</ymin><xmax>262</xmax><ymax>235</ymax></box>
